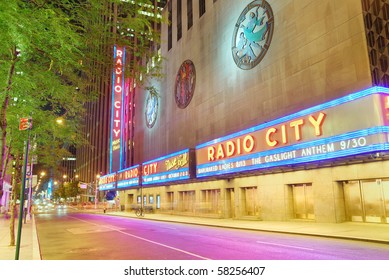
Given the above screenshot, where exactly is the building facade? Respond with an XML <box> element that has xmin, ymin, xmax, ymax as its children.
<box><xmin>97</xmin><ymin>0</ymin><xmax>389</xmax><ymax>224</ymax></box>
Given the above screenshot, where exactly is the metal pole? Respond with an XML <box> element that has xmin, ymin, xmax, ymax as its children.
<box><xmin>94</xmin><ymin>181</ymin><xmax>98</xmax><ymax>209</ymax></box>
<box><xmin>26</xmin><ymin>160</ymin><xmax>33</xmax><ymax>220</ymax></box>
<box><xmin>15</xmin><ymin>128</ymin><xmax>30</xmax><ymax>260</ymax></box>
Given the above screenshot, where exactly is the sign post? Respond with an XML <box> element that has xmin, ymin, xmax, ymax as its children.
<box><xmin>15</xmin><ymin>116</ymin><xmax>32</xmax><ymax>260</ymax></box>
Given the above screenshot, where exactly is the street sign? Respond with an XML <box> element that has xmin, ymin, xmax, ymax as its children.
<box><xmin>78</xmin><ymin>182</ymin><xmax>88</xmax><ymax>189</ymax></box>
<box><xmin>19</xmin><ymin>117</ymin><xmax>32</xmax><ymax>131</ymax></box>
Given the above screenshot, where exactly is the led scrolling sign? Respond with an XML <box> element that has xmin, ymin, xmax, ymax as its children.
<box><xmin>196</xmin><ymin>87</ymin><xmax>389</xmax><ymax>178</ymax></box>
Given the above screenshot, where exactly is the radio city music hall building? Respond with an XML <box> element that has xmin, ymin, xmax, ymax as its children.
<box><xmin>96</xmin><ymin>0</ymin><xmax>389</xmax><ymax>224</ymax></box>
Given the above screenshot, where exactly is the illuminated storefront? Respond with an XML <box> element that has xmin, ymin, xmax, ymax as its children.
<box><xmin>97</xmin><ymin>1</ymin><xmax>389</xmax><ymax>224</ymax></box>
<box><xmin>107</xmin><ymin>86</ymin><xmax>389</xmax><ymax>223</ymax></box>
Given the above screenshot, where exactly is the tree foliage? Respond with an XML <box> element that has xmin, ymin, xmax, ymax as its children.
<box><xmin>0</xmin><ymin>0</ymin><xmax>166</xmax><ymax>200</ymax></box>
<box><xmin>0</xmin><ymin>0</ymin><xmax>93</xmax><ymax>193</ymax></box>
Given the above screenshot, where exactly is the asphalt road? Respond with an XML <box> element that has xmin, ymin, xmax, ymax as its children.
<box><xmin>35</xmin><ymin>210</ymin><xmax>389</xmax><ymax>260</ymax></box>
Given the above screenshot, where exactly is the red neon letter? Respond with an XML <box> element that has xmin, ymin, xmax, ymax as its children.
<box><xmin>207</xmin><ymin>147</ymin><xmax>216</xmax><ymax>161</ymax></box>
<box><xmin>308</xmin><ymin>112</ymin><xmax>326</xmax><ymax>136</ymax></box>
<box><xmin>266</xmin><ymin>128</ymin><xmax>278</xmax><ymax>147</ymax></box>
<box><xmin>290</xmin><ymin>119</ymin><xmax>304</xmax><ymax>141</ymax></box>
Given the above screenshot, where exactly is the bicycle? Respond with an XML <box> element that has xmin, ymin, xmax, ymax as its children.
<box><xmin>135</xmin><ymin>207</ymin><xmax>145</xmax><ymax>217</ymax></box>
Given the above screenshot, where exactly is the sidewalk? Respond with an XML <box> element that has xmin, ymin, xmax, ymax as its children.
<box><xmin>1</xmin><ymin>209</ymin><xmax>389</xmax><ymax>260</ymax></box>
<box><xmin>0</xmin><ymin>214</ymin><xmax>41</xmax><ymax>260</ymax></box>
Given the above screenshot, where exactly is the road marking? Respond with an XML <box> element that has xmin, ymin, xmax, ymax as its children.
<box><xmin>256</xmin><ymin>241</ymin><xmax>315</xmax><ymax>251</ymax></box>
<box><xmin>69</xmin><ymin>216</ymin><xmax>211</xmax><ymax>260</ymax></box>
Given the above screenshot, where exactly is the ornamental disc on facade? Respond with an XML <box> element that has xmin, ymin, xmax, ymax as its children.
<box><xmin>174</xmin><ymin>60</ymin><xmax>196</xmax><ymax>109</ymax></box>
<box><xmin>145</xmin><ymin>92</ymin><xmax>159</xmax><ymax>128</ymax></box>
<box><xmin>231</xmin><ymin>0</ymin><xmax>274</xmax><ymax>70</ymax></box>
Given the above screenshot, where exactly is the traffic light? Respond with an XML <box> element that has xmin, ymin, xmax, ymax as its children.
<box><xmin>19</xmin><ymin>117</ymin><xmax>32</xmax><ymax>131</ymax></box>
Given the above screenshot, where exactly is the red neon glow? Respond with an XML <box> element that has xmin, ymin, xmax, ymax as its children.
<box><xmin>265</xmin><ymin>112</ymin><xmax>326</xmax><ymax>147</ymax></box>
<box><xmin>99</xmin><ymin>174</ymin><xmax>116</xmax><ymax>185</ymax></box>
<box><xmin>207</xmin><ymin>135</ymin><xmax>255</xmax><ymax>161</ymax></box>
<box><xmin>143</xmin><ymin>163</ymin><xmax>158</xmax><ymax>175</ymax></box>
<box><xmin>122</xmin><ymin>168</ymin><xmax>138</xmax><ymax>180</ymax></box>
<box><xmin>112</xmin><ymin>48</ymin><xmax>123</xmax><ymax>147</ymax></box>
<box><xmin>206</xmin><ymin>112</ymin><xmax>326</xmax><ymax>162</ymax></box>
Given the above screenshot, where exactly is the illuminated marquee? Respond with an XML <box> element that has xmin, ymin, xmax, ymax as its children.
<box><xmin>110</xmin><ymin>45</ymin><xmax>126</xmax><ymax>172</ymax></box>
<box><xmin>98</xmin><ymin>173</ymin><xmax>117</xmax><ymax>191</ymax></box>
<box><xmin>196</xmin><ymin>86</ymin><xmax>389</xmax><ymax>178</ymax></box>
<box><xmin>117</xmin><ymin>165</ymin><xmax>140</xmax><ymax>189</ymax></box>
<box><xmin>142</xmin><ymin>149</ymin><xmax>194</xmax><ymax>185</ymax></box>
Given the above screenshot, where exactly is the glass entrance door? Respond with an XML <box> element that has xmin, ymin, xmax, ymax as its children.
<box><xmin>292</xmin><ymin>183</ymin><xmax>314</xmax><ymax>220</ymax></box>
<box><xmin>344</xmin><ymin>181</ymin><xmax>363</xmax><ymax>222</ymax></box>
<box><xmin>226</xmin><ymin>188</ymin><xmax>235</xmax><ymax>218</ymax></box>
<box><xmin>361</xmin><ymin>180</ymin><xmax>384</xmax><ymax>223</ymax></box>
<box><xmin>383</xmin><ymin>181</ymin><xmax>389</xmax><ymax>223</ymax></box>
<box><xmin>344</xmin><ymin>179</ymin><xmax>389</xmax><ymax>223</ymax></box>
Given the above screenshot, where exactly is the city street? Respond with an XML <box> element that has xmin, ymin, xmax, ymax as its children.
<box><xmin>35</xmin><ymin>210</ymin><xmax>389</xmax><ymax>260</ymax></box>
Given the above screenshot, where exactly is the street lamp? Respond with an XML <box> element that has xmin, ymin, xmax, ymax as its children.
<box><xmin>56</xmin><ymin>117</ymin><xmax>64</xmax><ymax>125</ymax></box>
<box><xmin>94</xmin><ymin>174</ymin><xmax>101</xmax><ymax>209</ymax></box>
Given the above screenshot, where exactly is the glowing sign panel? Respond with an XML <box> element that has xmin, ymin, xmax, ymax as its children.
<box><xmin>117</xmin><ymin>165</ymin><xmax>140</xmax><ymax>189</ymax></box>
<box><xmin>196</xmin><ymin>87</ymin><xmax>389</xmax><ymax>177</ymax></box>
<box><xmin>110</xmin><ymin>45</ymin><xmax>126</xmax><ymax>172</ymax></box>
<box><xmin>142</xmin><ymin>149</ymin><xmax>193</xmax><ymax>185</ymax></box>
<box><xmin>98</xmin><ymin>173</ymin><xmax>117</xmax><ymax>191</ymax></box>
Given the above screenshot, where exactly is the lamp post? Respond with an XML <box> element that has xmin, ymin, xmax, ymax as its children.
<box><xmin>94</xmin><ymin>174</ymin><xmax>100</xmax><ymax>209</ymax></box>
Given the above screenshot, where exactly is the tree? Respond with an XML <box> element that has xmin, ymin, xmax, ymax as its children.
<box><xmin>0</xmin><ymin>0</ymin><xmax>166</xmax><ymax>222</ymax></box>
<box><xmin>52</xmin><ymin>180</ymin><xmax>80</xmax><ymax>201</ymax></box>
<box><xmin>1</xmin><ymin>0</ymin><xmax>166</xmax><ymax>196</ymax></box>
<box><xmin>0</xmin><ymin>0</ymin><xmax>95</xmax><ymax>201</ymax></box>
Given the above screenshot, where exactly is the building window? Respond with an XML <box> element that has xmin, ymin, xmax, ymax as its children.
<box><xmin>156</xmin><ymin>194</ymin><xmax>161</xmax><ymax>209</ymax></box>
<box><xmin>177</xmin><ymin>0</ymin><xmax>182</xmax><ymax>40</ymax></box>
<box><xmin>168</xmin><ymin>0</ymin><xmax>172</xmax><ymax>50</ymax></box>
<box><xmin>187</xmin><ymin>0</ymin><xmax>193</xmax><ymax>30</ymax></box>
<box><xmin>199</xmin><ymin>0</ymin><xmax>205</xmax><ymax>17</ymax></box>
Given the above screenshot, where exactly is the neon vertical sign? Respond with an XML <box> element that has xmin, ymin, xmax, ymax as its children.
<box><xmin>110</xmin><ymin>45</ymin><xmax>126</xmax><ymax>172</ymax></box>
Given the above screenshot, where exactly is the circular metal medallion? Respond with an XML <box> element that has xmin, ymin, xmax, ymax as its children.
<box><xmin>174</xmin><ymin>60</ymin><xmax>196</xmax><ymax>109</ymax></box>
<box><xmin>231</xmin><ymin>1</ymin><xmax>274</xmax><ymax>70</ymax></box>
<box><xmin>145</xmin><ymin>92</ymin><xmax>158</xmax><ymax>128</ymax></box>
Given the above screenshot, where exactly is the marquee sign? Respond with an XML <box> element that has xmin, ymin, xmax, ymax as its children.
<box><xmin>117</xmin><ymin>165</ymin><xmax>140</xmax><ymax>189</ymax></box>
<box><xmin>142</xmin><ymin>149</ymin><xmax>194</xmax><ymax>185</ymax></box>
<box><xmin>196</xmin><ymin>87</ymin><xmax>389</xmax><ymax>178</ymax></box>
<box><xmin>110</xmin><ymin>45</ymin><xmax>126</xmax><ymax>172</ymax></box>
<box><xmin>98</xmin><ymin>173</ymin><xmax>117</xmax><ymax>191</ymax></box>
